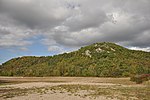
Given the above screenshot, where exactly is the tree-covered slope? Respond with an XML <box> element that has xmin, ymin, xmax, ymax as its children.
<box><xmin>0</xmin><ymin>42</ymin><xmax>150</xmax><ymax>77</ymax></box>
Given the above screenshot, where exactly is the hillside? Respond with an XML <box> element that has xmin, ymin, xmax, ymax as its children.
<box><xmin>0</xmin><ymin>42</ymin><xmax>150</xmax><ymax>77</ymax></box>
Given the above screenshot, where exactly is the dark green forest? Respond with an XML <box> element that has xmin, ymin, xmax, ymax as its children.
<box><xmin>0</xmin><ymin>42</ymin><xmax>150</xmax><ymax>77</ymax></box>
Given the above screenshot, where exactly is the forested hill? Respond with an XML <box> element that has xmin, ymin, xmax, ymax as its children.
<box><xmin>0</xmin><ymin>42</ymin><xmax>150</xmax><ymax>77</ymax></box>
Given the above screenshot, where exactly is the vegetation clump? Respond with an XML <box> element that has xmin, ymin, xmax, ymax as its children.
<box><xmin>130</xmin><ymin>74</ymin><xmax>150</xmax><ymax>84</ymax></box>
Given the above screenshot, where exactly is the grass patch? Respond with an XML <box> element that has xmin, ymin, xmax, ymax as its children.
<box><xmin>47</xmin><ymin>84</ymin><xmax>150</xmax><ymax>100</ymax></box>
<box><xmin>0</xmin><ymin>84</ymin><xmax>149</xmax><ymax>100</ymax></box>
<box><xmin>0</xmin><ymin>88</ymin><xmax>32</xmax><ymax>99</ymax></box>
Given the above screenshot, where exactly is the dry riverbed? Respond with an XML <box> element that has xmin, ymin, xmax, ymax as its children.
<box><xmin>0</xmin><ymin>77</ymin><xmax>149</xmax><ymax>100</ymax></box>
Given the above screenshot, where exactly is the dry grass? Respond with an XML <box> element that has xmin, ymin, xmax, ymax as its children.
<box><xmin>47</xmin><ymin>84</ymin><xmax>150</xmax><ymax>100</ymax></box>
<box><xmin>0</xmin><ymin>84</ymin><xmax>149</xmax><ymax>100</ymax></box>
<box><xmin>0</xmin><ymin>77</ymin><xmax>149</xmax><ymax>100</ymax></box>
<box><xmin>0</xmin><ymin>76</ymin><xmax>135</xmax><ymax>85</ymax></box>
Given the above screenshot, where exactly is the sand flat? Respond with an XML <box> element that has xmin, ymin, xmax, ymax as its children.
<box><xmin>0</xmin><ymin>77</ymin><xmax>149</xmax><ymax>100</ymax></box>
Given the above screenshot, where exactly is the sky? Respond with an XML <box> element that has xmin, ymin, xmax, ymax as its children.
<box><xmin>0</xmin><ymin>0</ymin><xmax>150</xmax><ymax>64</ymax></box>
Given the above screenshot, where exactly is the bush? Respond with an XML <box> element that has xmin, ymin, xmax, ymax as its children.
<box><xmin>130</xmin><ymin>74</ymin><xmax>150</xmax><ymax>84</ymax></box>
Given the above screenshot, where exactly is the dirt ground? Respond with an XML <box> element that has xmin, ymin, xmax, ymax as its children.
<box><xmin>0</xmin><ymin>77</ymin><xmax>149</xmax><ymax>100</ymax></box>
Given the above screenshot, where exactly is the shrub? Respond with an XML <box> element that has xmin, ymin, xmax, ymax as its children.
<box><xmin>130</xmin><ymin>74</ymin><xmax>150</xmax><ymax>84</ymax></box>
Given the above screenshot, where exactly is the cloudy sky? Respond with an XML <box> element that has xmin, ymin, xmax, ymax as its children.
<box><xmin>0</xmin><ymin>0</ymin><xmax>150</xmax><ymax>64</ymax></box>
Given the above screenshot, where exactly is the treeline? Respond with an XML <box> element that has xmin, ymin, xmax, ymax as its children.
<box><xmin>0</xmin><ymin>42</ymin><xmax>150</xmax><ymax>77</ymax></box>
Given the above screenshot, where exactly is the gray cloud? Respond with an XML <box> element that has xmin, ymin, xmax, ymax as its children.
<box><xmin>0</xmin><ymin>0</ymin><xmax>70</xmax><ymax>29</ymax></box>
<box><xmin>0</xmin><ymin>14</ymin><xmax>33</xmax><ymax>47</ymax></box>
<box><xmin>0</xmin><ymin>0</ymin><xmax>150</xmax><ymax>52</ymax></box>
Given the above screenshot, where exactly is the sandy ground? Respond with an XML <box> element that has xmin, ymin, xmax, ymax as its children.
<box><xmin>6</xmin><ymin>93</ymin><xmax>118</xmax><ymax>100</ymax></box>
<box><xmin>0</xmin><ymin>77</ymin><xmax>149</xmax><ymax>100</ymax></box>
<box><xmin>0</xmin><ymin>82</ymin><xmax>119</xmax><ymax>100</ymax></box>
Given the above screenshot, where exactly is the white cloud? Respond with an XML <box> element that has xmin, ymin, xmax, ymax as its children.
<box><xmin>129</xmin><ymin>47</ymin><xmax>150</xmax><ymax>52</ymax></box>
<box><xmin>48</xmin><ymin>46</ymin><xmax>63</xmax><ymax>52</ymax></box>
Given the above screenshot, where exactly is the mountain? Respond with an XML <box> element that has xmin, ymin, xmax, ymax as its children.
<box><xmin>0</xmin><ymin>42</ymin><xmax>150</xmax><ymax>77</ymax></box>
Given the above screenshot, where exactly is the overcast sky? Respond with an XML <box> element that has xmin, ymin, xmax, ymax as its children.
<box><xmin>0</xmin><ymin>0</ymin><xmax>150</xmax><ymax>63</ymax></box>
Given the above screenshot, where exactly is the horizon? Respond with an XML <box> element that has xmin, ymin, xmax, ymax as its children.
<box><xmin>0</xmin><ymin>0</ymin><xmax>150</xmax><ymax>64</ymax></box>
<box><xmin>0</xmin><ymin>42</ymin><xmax>149</xmax><ymax>65</ymax></box>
